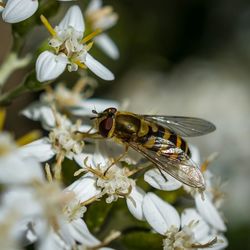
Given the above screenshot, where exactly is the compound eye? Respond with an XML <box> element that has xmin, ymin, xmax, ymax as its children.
<box><xmin>99</xmin><ymin>117</ymin><xmax>113</xmax><ymax>137</ymax></box>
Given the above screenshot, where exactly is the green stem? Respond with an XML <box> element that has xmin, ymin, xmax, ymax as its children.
<box><xmin>0</xmin><ymin>71</ymin><xmax>50</xmax><ymax>106</ymax></box>
<box><xmin>0</xmin><ymin>84</ymin><xmax>28</xmax><ymax>106</ymax></box>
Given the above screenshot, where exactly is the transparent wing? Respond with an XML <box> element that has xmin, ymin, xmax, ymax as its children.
<box><xmin>143</xmin><ymin>115</ymin><xmax>216</xmax><ymax>137</ymax></box>
<box><xmin>128</xmin><ymin>139</ymin><xmax>205</xmax><ymax>189</ymax></box>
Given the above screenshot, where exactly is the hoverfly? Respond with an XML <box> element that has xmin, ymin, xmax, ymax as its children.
<box><xmin>89</xmin><ymin>107</ymin><xmax>216</xmax><ymax>190</ymax></box>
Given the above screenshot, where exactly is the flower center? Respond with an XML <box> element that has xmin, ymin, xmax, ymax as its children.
<box><xmin>95</xmin><ymin>164</ymin><xmax>134</xmax><ymax>203</ymax></box>
<box><xmin>163</xmin><ymin>225</ymin><xmax>195</xmax><ymax>250</ymax></box>
<box><xmin>40</xmin><ymin>15</ymin><xmax>102</xmax><ymax>72</ymax></box>
<box><xmin>49</xmin><ymin>115</ymin><xmax>84</xmax><ymax>158</ymax></box>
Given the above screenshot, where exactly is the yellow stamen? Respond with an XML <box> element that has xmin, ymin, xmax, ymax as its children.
<box><xmin>45</xmin><ymin>163</ymin><xmax>53</xmax><ymax>183</ymax></box>
<box><xmin>16</xmin><ymin>130</ymin><xmax>42</xmax><ymax>146</ymax></box>
<box><xmin>54</xmin><ymin>153</ymin><xmax>65</xmax><ymax>181</ymax></box>
<box><xmin>81</xmin><ymin>29</ymin><xmax>102</xmax><ymax>44</ymax></box>
<box><xmin>0</xmin><ymin>108</ymin><xmax>6</xmax><ymax>131</ymax></box>
<box><xmin>201</xmin><ymin>152</ymin><xmax>219</xmax><ymax>173</ymax></box>
<box><xmin>40</xmin><ymin>15</ymin><xmax>56</xmax><ymax>37</ymax></box>
<box><xmin>74</xmin><ymin>168</ymin><xmax>85</xmax><ymax>177</ymax></box>
<box><xmin>73</xmin><ymin>60</ymin><xmax>87</xmax><ymax>69</ymax></box>
<box><xmin>85</xmin><ymin>41</ymin><xmax>94</xmax><ymax>51</ymax></box>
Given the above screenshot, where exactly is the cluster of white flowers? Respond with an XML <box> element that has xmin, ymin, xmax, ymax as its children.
<box><xmin>0</xmin><ymin>1</ymin><xmax>229</xmax><ymax>249</ymax></box>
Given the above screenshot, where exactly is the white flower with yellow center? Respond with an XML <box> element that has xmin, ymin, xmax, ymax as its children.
<box><xmin>143</xmin><ymin>193</ymin><xmax>228</xmax><ymax>250</ymax></box>
<box><xmin>85</xmin><ymin>0</ymin><xmax>119</xmax><ymax>59</ymax></box>
<box><xmin>36</xmin><ymin>5</ymin><xmax>114</xmax><ymax>82</ymax></box>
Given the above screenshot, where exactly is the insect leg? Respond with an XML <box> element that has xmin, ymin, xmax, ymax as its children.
<box><xmin>155</xmin><ymin>166</ymin><xmax>169</xmax><ymax>182</ymax></box>
<box><xmin>103</xmin><ymin>144</ymin><xmax>129</xmax><ymax>176</ymax></box>
<box><xmin>74</xmin><ymin>131</ymin><xmax>104</xmax><ymax>139</ymax></box>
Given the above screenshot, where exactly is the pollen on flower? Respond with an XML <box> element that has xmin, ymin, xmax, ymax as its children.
<box><xmin>42</xmin><ymin>84</ymin><xmax>83</xmax><ymax>108</ymax></box>
<box><xmin>63</xmin><ymin>196</ymin><xmax>87</xmax><ymax>222</ymax></box>
<box><xmin>41</xmin><ymin>13</ymin><xmax>100</xmax><ymax>73</ymax></box>
<box><xmin>163</xmin><ymin>221</ymin><xmax>217</xmax><ymax>250</ymax></box>
<box><xmin>48</xmin><ymin>113</ymin><xmax>84</xmax><ymax>158</ymax></box>
<box><xmin>89</xmin><ymin>160</ymin><xmax>135</xmax><ymax>203</ymax></box>
<box><xmin>163</xmin><ymin>224</ymin><xmax>196</xmax><ymax>250</ymax></box>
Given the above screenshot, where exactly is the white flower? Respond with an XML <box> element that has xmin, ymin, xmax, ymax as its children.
<box><xmin>85</xmin><ymin>0</ymin><xmax>119</xmax><ymax>59</ymax></box>
<box><xmin>39</xmin><ymin>80</ymin><xmax>119</xmax><ymax>116</ymax></box>
<box><xmin>142</xmin><ymin>193</ymin><xmax>228</xmax><ymax>250</ymax></box>
<box><xmin>36</xmin><ymin>5</ymin><xmax>114</xmax><ymax>82</ymax></box>
<box><xmin>68</xmin><ymin>140</ymin><xmax>145</xmax><ymax>220</ymax></box>
<box><xmin>0</xmin><ymin>131</ymin><xmax>45</xmax><ymax>185</ymax></box>
<box><xmin>1</xmin><ymin>0</ymin><xmax>38</xmax><ymax>23</ymax></box>
<box><xmin>144</xmin><ymin>144</ymin><xmax>227</xmax><ymax>232</ymax></box>
<box><xmin>19</xmin><ymin>110</ymin><xmax>88</xmax><ymax>162</ymax></box>
<box><xmin>19</xmin><ymin>108</ymin><xmax>92</xmax><ymax>181</ymax></box>
<box><xmin>0</xmin><ymin>179</ymin><xmax>113</xmax><ymax>250</ymax></box>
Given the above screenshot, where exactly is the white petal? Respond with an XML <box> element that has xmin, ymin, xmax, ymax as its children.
<box><xmin>70</xmin><ymin>98</ymin><xmax>119</xmax><ymax>116</ymax></box>
<box><xmin>181</xmin><ymin>208</ymin><xmax>210</xmax><ymax>242</ymax></box>
<box><xmin>0</xmin><ymin>156</ymin><xmax>44</xmax><ymax>184</ymax></box>
<box><xmin>1</xmin><ymin>187</ymin><xmax>43</xmax><ymax>218</ymax></box>
<box><xmin>195</xmin><ymin>193</ymin><xmax>226</xmax><ymax>232</ymax></box>
<box><xmin>144</xmin><ymin>169</ymin><xmax>182</xmax><ymax>191</ymax></box>
<box><xmin>18</xmin><ymin>138</ymin><xmax>55</xmax><ymax>162</ymax></box>
<box><xmin>189</xmin><ymin>144</ymin><xmax>201</xmax><ymax>165</ymax></box>
<box><xmin>86</xmin><ymin>0</ymin><xmax>102</xmax><ymax>14</ymax></box>
<box><xmin>142</xmin><ymin>192</ymin><xmax>180</xmax><ymax>235</ymax></box>
<box><xmin>94</xmin><ymin>34</ymin><xmax>119</xmax><ymax>60</ymax></box>
<box><xmin>59</xmin><ymin>5</ymin><xmax>85</xmax><ymax>33</ymax></box>
<box><xmin>69</xmin><ymin>219</ymin><xmax>100</xmax><ymax>247</ymax></box>
<box><xmin>73</xmin><ymin>150</ymin><xmax>95</xmax><ymax>168</ymax></box>
<box><xmin>21</xmin><ymin>102</ymin><xmax>56</xmax><ymax>130</ymax></box>
<box><xmin>36</xmin><ymin>51</ymin><xmax>67</xmax><ymax>82</ymax></box>
<box><xmin>38</xmin><ymin>230</ymin><xmax>68</xmax><ymax>250</ymax></box>
<box><xmin>126</xmin><ymin>186</ymin><xmax>145</xmax><ymax>220</ymax></box>
<box><xmin>2</xmin><ymin>0</ymin><xmax>38</xmax><ymax>23</ymax></box>
<box><xmin>201</xmin><ymin>234</ymin><xmax>228</xmax><ymax>250</ymax></box>
<box><xmin>67</xmin><ymin>174</ymin><xmax>101</xmax><ymax>203</ymax></box>
<box><xmin>85</xmin><ymin>53</ymin><xmax>114</xmax><ymax>81</ymax></box>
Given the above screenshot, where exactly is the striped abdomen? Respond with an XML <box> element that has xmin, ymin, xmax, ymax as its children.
<box><xmin>114</xmin><ymin>114</ymin><xmax>191</xmax><ymax>157</ymax></box>
<box><xmin>138</xmin><ymin>120</ymin><xmax>191</xmax><ymax>158</ymax></box>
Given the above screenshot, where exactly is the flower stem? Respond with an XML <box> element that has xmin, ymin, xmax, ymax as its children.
<box><xmin>0</xmin><ymin>71</ymin><xmax>50</xmax><ymax>106</ymax></box>
<box><xmin>0</xmin><ymin>83</ymin><xmax>28</xmax><ymax>106</ymax></box>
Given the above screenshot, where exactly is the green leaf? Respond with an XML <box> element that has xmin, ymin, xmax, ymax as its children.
<box><xmin>85</xmin><ymin>199</ymin><xmax>114</xmax><ymax>234</ymax></box>
<box><xmin>122</xmin><ymin>231</ymin><xmax>162</xmax><ymax>250</ymax></box>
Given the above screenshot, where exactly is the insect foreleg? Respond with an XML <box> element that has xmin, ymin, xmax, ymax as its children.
<box><xmin>103</xmin><ymin>144</ymin><xmax>129</xmax><ymax>176</ymax></box>
<box><xmin>74</xmin><ymin>131</ymin><xmax>104</xmax><ymax>139</ymax></box>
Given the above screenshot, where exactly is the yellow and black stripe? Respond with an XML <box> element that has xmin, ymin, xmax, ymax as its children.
<box><xmin>138</xmin><ymin>121</ymin><xmax>191</xmax><ymax>157</ymax></box>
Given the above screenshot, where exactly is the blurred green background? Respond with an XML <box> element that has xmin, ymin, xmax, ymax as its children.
<box><xmin>1</xmin><ymin>0</ymin><xmax>250</xmax><ymax>249</ymax></box>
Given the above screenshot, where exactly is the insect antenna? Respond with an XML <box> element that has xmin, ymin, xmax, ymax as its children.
<box><xmin>90</xmin><ymin>109</ymin><xmax>101</xmax><ymax>120</ymax></box>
